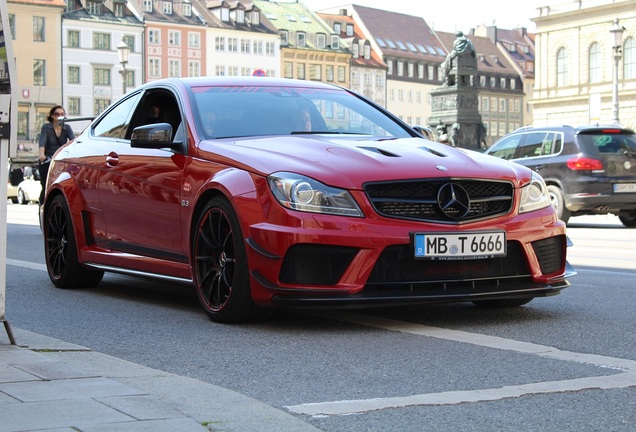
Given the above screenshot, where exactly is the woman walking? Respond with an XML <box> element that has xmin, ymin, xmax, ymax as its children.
<box><xmin>38</xmin><ymin>105</ymin><xmax>74</xmax><ymax>204</ymax></box>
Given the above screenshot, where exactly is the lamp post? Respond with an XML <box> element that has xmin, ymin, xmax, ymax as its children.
<box><xmin>609</xmin><ymin>18</ymin><xmax>625</xmax><ymax>125</ymax></box>
<box><xmin>117</xmin><ymin>38</ymin><xmax>131</xmax><ymax>95</ymax></box>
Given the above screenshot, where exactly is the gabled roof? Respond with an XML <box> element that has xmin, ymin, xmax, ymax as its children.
<box><xmin>317</xmin><ymin>11</ymin><xmax>385</xmax><ymax>68</ymax></box>
<box><xmin>193</xmin><ymin>0</ymin><xmax>278</xmax><ymax>34</ymax></box>
<box><xmin>351</xmin><ymin>5</ymin><xmax>447</xmax><ymax>63</ymax></box>
<box><xmin>126</xmin><ymin>0</ymin><xmax>203</xmax><ymax>26</ymax></box>
<box><xmin>63</xmin><ymin>0</ymin><xmax>144</xmax><ymax>25</ymax></box>
<box><xmin>436</xmin><ymin>30</ymin><xmax>518</xmax><ymax>77</ymax></box>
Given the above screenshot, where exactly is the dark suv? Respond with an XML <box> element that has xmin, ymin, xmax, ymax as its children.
<box><xmin>486</xmin><ymin>125</ymin><xmax>636</xmax><ymax>226</ymax></box>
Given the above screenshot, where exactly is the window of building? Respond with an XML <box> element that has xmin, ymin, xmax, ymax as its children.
<box><xmin>163</xmin><ymin>1</ymin><xmax>173</xmax><ymax>14</ymax></box>
<box><xmin>389</xmin><ymin>89</ymin><xmax>395</xmax><ymax>101</ymax></box>
<box><xmin>253</xmin><ymin>40</ymin><xmax>263</xmax><ymax>54</ymax></box>
<box><xmin>93</xmin><ymin>33</ymin><xmax>110</xmax><ymax>50</ymax></box>
<box><xmin>188</xmin><ymin>60</ymin><xmax>200</xmax><ymax>77</ymax></box>
<box><xmin>241</xmin><ymin>39</ymin><xmax>251</xmax><ymax>53</ymax></box>
<box><xmin>143</xmin><ymin>0</ymin><xmax>152</xmax><ymax>12</ymax></box>
<box><xmin>280</xmin><ymin>30</ymin><xmax>289</xmax><ymax>46</ymax></box>
<box><xmin>33</xmin><ymin>60</ymin><xmax>45</xmax><ymax>85</ymax></box>
<box><xmin>317</xmin><ymin>33</ymin><xmax>326</xmax><ymax>49</ymax></box>
<box><xmin>68</xmin><ymin>66</ymin><xmax>80</xmax><ymax>84</ymax></box>
<box><xmin>221</xmin><ymin>6</ymin><xmax>229</xmax><ymax>21</ymax></box>
<box><xmin>346</xmin><ymin>24</ymin><xmax>354</xmax><ymax>37</ymax></box>
<box><xmin>364</xmin><ymin>72</ymin><xmax>371</xmax><ymax>86</ymax></box>
<box><xmin>376</xmin><ymin>75</ymin><xmax>383</xmax><ymax>87</ymax></box>
<box><xmin>351</xmin><ymin>70</ymin><xmax>359</xmax><ymax>85</ymax></box>
<box><xmin>333</xmin><ymin>23</ymin><xmax>341</xmax><ymax>34</ymax></box>
<box><xmin>326</xmin><ymin>65</ymin><xmax>334</xmax><ymax>82</ymax></box>
<box><xmin>266</xmin><ymin>42</ymin><xmax>275</xmax><ymax>55</ymax></box>
<box><xmin>491</xmin><ymin>97</ymin><xmax>497</xmax><ymax>112</ymax></box>
<box><xmin>228</xmin><ymin>38</ymin><xmax>238</xmax><ymax>52</ymax></box>
<box><xmin>169</xmin><ymin>59</ymin><xmax>180</xmax><ymax>77</ymax></box>
<box><xmin>188</xmin><ymin>32</ymin><xmax>200</xmax><ymax>48</ymax></box>
<box><xmin>114</xmin><ymin>3</ymin><xmax>124</xmax><ymax>17</ymax></box>
<box><xmin>364</xmin><ymin>43</ymin><xmax>370</xmax><ymax>60</ymax></box>
<box><xmin>123</xmin><ymin>35</ymin><xmax>134</xmax><ymax>51</ymax></box>
<box><xmin>499</xmin><ymin>98</ymin><xmax>506</xmax><ymax>112</ymax></box>
<box><xmin>149</xmin><ymin>29</ymin><xmax>160</xmax><ymax>44</ymax></box>
<box><xmin>215</xmin><ymin>36</ymin><xmax>225</xmax><ymax>51</ymax></box>
<box><xmin>33</xmin><ymin>16</ymin><xmax>45</xmax><ymax>42</ymax></box>
<box><xmin>297</xmin><ymin>32</ymin><xmax>306</xmax><ymax>47</ymax></box>
<box><xmin>94</xmin><ymin>99</ymin><xmax>110</xmax><ymax>116</ymax></box>
<box><xmin>67</xmin><ymin>98</ymin><xmax>80</xmax><ymax>116</ymax></box>
<box><xmin>331</xmin><ymin>35</ymin><xmax>339</xmax><ymax>49</ymax></box>
<box><xmin>398</xmin><ymin>89</ymin><xmax>403</xmax><ymax>101</ymax></box>
<box><xmin>338</xmin><ymin>66</ymin><xmax>346</xmax><ymax>82</ymax></box>
<box><xmin>237</xmin><ymin>9</ymin><xmax>245</xmax><ymax>24</ymax></box>
<box><xmin>352</xmin><ymin>43</ymin><xmax>359</xmax><ymax>58</ymax></box>
<box><xmin>310</xmin><ymin>64</ymin><xmax>322</xmax><ymax>80</ymax></box>
<box><xmin>479</xmin><ymin>75</ymin><xmax>486</xmax><ymax>87</ymax></box>
<box><xmin>215</xmin><ymin>65</ymin><xmax>226</xmax><ymax>76</ymax></box>
<box><xmin>9</xmin><ymin>14</ymin><xmax>15</xmax><ymax>40</ymax></box>
<box><xmin>251</xmin><ymin>11</ymin><xmax>260</xmax><ymax>26</ymax></box>
<box><xmin>284</xmin><ymin>62</ymin><xmax>293</xmax><ymax>78</ymax></box>
<box><xmin>397</xmin><ymin>61</ymin><xmax>403</xmax><ymax>76</ymax></box>
<box><xmin>624</xmin><ymin>37</ymin><xmax>635</xmax><ymax>80</ymax></box>
<box><xmin>229</xmin><ymin>66</ymin><xmax>238</xmax><ymax>76</ymax></box>
<box><xmin>588</xmin><ymin>42</ymin><xmax>600</xmax><ymax>83</ymax></box>
<box><xmin>510</xmin><ymin>78</ymin><xmax>516</xmax><ymax>90</ymax></box>
<box><xmin>482</xmin><ymin>97</ymin><xmax>489</xmax><ymax>111</ymax></box>
<box><xmin>417</xmin><ymin>64</ymin><xmax>424</xmax><ymax>79</ymax></box>
<box><xmin>87</xmin><ymin>1</ymin><xmax>101</xmax><ymax>15</ymax></box>
<box><xmin>93</xmin><ymin>67</ymin><xmax>110</xmax><ymax>86</ymax></box>
<box><xmin>297</xmin><ymin>63</ymin><xmax>305</xmax><ymax>80</ymax></box>
<box><xmin>500</xmin><ymin>77</ymin><xmax>506</xmax><ymax>88</ymax></box>
<box><xmin>556</xmin><ymin>47</ymin><xmax>567</xmax><ymax>87</ymax></box>
<box><xmin>407</xmin><ymin>63</ymin><xmax>413</xmax><ymax>78</ymax></box>
<box><xmin>149</xmin><ymin>58</ymin><xmax>160</xmax><ymax>77</ymax></box>
<box><xmin>183</xmin><ymin>2</ymin><xmax>192</xmax><ymax>16</ymax></box>
<box><xmin>125</xmin><ymin>70</ymin><xmax>134</xmax><ymax>88</ymax></box>
<box><xmin>169</xmin><ymin>30</ymin><xmax>180</xmax><ymax>46</ymax></box>
<box><xmin>490</xmin><ymin>76</ymin><xmax>496</xmax><ymax>87</ymax></box>
<box><xmin>17</xmin><ymin>108</ymin><xmax>28</xmax><ymax>139</ymax></box>
<box><xmin>68</xmin><ymin>30</ymin><xmax>79</xmax><ymax>48</ymax></box>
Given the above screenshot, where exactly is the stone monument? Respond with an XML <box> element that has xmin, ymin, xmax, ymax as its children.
<box><xmin>428</xmin><ymin>32</ymin><xmax>487</xmax><ymax>150</ymax></box>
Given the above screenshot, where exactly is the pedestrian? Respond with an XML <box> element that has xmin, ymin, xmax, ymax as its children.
<box><xmin>38</xmin><ymin>105</ymin><xmax>75</xmax><ymax>204</ymax></box>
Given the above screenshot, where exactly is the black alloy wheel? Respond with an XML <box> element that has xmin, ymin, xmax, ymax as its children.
<box><xmin>44</xmin><ymin>195</ymin><xmax>103</xmax><ymax>288</ymax></box>
<box><xmin>193</xmin><ymin>197</ymin><xmax>266</xmax><ymax>323</ymax></box>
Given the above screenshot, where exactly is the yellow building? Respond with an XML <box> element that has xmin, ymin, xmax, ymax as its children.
<box><xmin>533</xmin><ymin>0</ymin><xmax>636</xmax><ymax>130</ymax></box>
<box><xmin>8</xmin><ymin>0</ymin><xmax>66</xmax><ymax>157</ymax></box>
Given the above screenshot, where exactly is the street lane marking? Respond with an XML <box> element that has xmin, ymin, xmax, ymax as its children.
<box><xmin>285</xmin><ymin>311</ymin><xmax>636</xmax><ymax>416</ymax></box>
<box><xmin>7</xmin><ymin>258</ymin><xmax>47</xmax><ymax>272</ymax></box>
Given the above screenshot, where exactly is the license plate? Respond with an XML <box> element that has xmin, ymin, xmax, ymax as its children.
<box><xmin>413</xmin><ymin>231</ymin><xmax>506</xmax><ymax>260</ymax></box>
<box><xmin>613</xmin><ymin>183</ymin><xmax>636</xmax><ymax>193</ymax></box>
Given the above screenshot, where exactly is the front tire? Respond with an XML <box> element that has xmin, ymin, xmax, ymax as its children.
<box><xmin>44</xmin><ymin>195</ymin><xmax>104</xmax><ymax>288</ymax></box>
<box><xmin>192</xmin><ymin>197</ymin><xmax>267</xmax><ymax>323</ymax></box>
<box><xmin>547</xmin><ymin>185</ymin><xmax>570</xmax><ymax>224</ymax></box>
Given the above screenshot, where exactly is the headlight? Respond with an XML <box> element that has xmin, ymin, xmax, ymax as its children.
<box><xmin>518</xmin><ymin>172</ymin><xmax>551</xmax><ymax>214</ymax></box>
<box><xmin>268</xmin><ymin>172</ymin><xmax>363</xmax><ymax>217</ymax></box>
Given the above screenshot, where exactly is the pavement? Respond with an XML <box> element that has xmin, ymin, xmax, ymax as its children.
<box><xmin>0</xmin><ymin>325</ymin><xmax>322</xmax><ymax>432</ymax></box>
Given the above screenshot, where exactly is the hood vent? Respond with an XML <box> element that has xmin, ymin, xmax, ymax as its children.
<box><xmin>358</xmin><ymin>146</ymin><xmax>400</xmax><ymax>157</ymax></box>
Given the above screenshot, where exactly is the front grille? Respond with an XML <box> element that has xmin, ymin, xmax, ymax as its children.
<box><xmin>367</xmin><ymin>241</ymin><xmax>530</xmax><ymax>285</ymax></box>
<box><xmin>531</xmin><ymin>235</ymin><xmax>565</xmax><ymax>274</ymax></box>
<box><xmin>280</xmin><ymin>244</ymin><xmax>358</xmax><ymax>285</ymax></box>
<box><xmin>364</xmin><ymin>179</ymin><xmax>514</xmax><ymax>223</ymax></box>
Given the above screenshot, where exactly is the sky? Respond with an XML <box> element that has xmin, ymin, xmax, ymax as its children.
<box><xmin>301</xmin><ymin>0</ymin><xmax>539</xmax><ymax>33</ymax></box>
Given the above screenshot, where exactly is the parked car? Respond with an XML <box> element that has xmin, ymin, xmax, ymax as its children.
<box><xmin>42</xmin><ymin>77</ymin><xmax>574</xmax><ymax>323</ymax></box>
<box><xmin>486</xmin><ymin>125</ymin><xmax>636</xmax><ymax>226</ymax></box>
<box><xmin>7</xmin><ymin>157</ymin><xmax>41</xmax><ymax>204</ymax></box>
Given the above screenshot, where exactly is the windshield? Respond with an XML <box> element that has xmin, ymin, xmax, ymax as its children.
<box><xmin>191</xmin><ymin>84</ymin><xmax>413</xmax><ymax>140</ymax></box>
<box><xmin>578</xmin><ymin>130</ymin><xmax>636</xmax><ymax>155</ymax></box>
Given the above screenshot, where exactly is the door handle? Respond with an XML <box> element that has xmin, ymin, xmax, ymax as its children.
<box><xmin>106</xmin><ymin>152</ymin><xmax>119</xmax><ymax>167</ymax></box>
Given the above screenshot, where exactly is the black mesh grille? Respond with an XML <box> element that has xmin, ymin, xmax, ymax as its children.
<box><xmin>364</xmin><ymin>179</ymin><xmax>513</xmax><ymax>223</ymax></box>
<box><xmin>280</xmin><ymin>244</ymin><xmax>358</xmax><ymax>285</ymax></box>
<box><xmin>531</xmin><ymin>235</ymin><xmax>566</xmax><ymax>275</ymax></box>
<box><xmin>367</xmin><ymin>241</ymin><xmax>529</xmax><ymax>285</ymax></box>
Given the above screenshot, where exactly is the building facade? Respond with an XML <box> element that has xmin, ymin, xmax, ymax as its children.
<box><xmin>533</xmin><ymin>0</ymin><xmax>636</xmax><ymax>130</ymax></box>
<box><xmin>8</xmin><ymin>0</ymin><xmax>67</xmax><ymax>157</ymax></box>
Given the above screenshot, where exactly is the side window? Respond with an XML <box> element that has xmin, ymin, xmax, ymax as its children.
<box><xmin>488</xmin><ymin>134</ymin><xmax>522</xmax><ymax>160</ymax></box>
<box><xmin>128</xmin><ymin>90</ymin><xmax>182</xmax><ymax>141</ymax></box>
<box><xmin>517</xmin><ymin>132</ymin><xmax>546</xmax><ymax>158</ymax></box>
<box><xmin>540</xmin><ymin>132</ymin><xmax>562</xmax><ymax>155</ymax></box>
<box><xmin>92</xmin><ymin>93</ymin><xmax>141</xmax><ymax>138</ymax></box>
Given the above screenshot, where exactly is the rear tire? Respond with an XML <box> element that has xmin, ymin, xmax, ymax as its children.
<box><xmin>44</xmin><ymin>195</ymin><xmax>104</xmax><ymax>288</ymax></box>
<box><xmin>618</xmin><ymin>210</ymin><xmax>636</xmax><ymax>228</ymax></box>
<box><xmin>473</xmin><ymin>298</ymin><xmax>534</xmax><ymax>308</ymax></box>
<box><xmin>192</xmin><ymin>196</ymin><xmax>268</xmax><ymax>323</ymax></box>
<box><xmin>547</xmin><ymin>185</ymin><xmax>570</xmax><ymax>224</ymax></box>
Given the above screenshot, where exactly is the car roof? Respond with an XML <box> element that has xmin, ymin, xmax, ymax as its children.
<box><xmin>138</xmin><ymin>76</ymin><xmax>343</xmax><ymax>92</ymax></box>
<box><xmin>512</xmin><ymin>124</ymin><xmax>634</xmax><ymax>135</ymax></box>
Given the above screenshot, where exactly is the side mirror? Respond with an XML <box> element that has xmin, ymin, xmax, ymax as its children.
<box><xmin>131</xmin><ymin>123</ymin><xmax>180</xmax><ymax>150</ymax></box>
<box><xmin>413</xmin><ymin>125</ymin><xmax>436</xmax><ymax>141</ymax></box>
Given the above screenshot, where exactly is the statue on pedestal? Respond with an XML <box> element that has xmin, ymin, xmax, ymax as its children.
<box><xmin>441</xmin><ymin>31</ymin><xmax>476</xmax><ymax>87</ymax></box>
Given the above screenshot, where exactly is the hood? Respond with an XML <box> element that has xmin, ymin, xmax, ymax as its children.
<box><xmin>197</xmin><ymin>135</ymin><xmax>531</xmax><ymax>189</ymax></box>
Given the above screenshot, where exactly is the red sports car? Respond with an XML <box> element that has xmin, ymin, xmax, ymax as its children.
<box><xmin>43</xmin><ymin>77</ymin><xmax>574</xmax><ymax>323</ymax></box>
